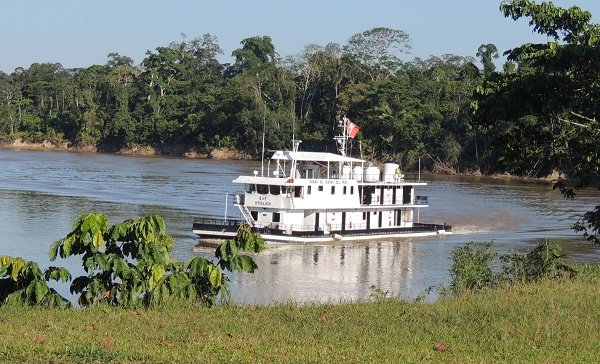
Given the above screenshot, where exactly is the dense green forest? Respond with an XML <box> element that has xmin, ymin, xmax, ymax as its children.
<box><xmin>0</xmin><ymin>29</ymin><xmax>483</xmax><ymax>173</ymax></box>
<box><xmin>0</xmin><ymin>1</ymin><xmax>599</xmax><ymax>183</ymax></box>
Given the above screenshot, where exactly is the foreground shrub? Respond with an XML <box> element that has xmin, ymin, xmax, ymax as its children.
<box><xmin>0</xmin><ymin>213</ymin><xmax>265</xmax><ymax>308</ymax></box>
<box><xmin>0</xmin><ymin>256</ymin><xmax>70</xmax><ymax>308</ymax></box>
<box><xmin>499</xmin><ymin>239</ymin><xmax>576</xmax><ymax>282</ymax></box>
<box><xmin>449</xmin><ymin>242</ymin><xmax>497</xmax><ymax>294</ymax></box>
<box><xmin>449</xmin><ymin>240</ymin><xmax>575</xmax><ymax>295</ymax></box>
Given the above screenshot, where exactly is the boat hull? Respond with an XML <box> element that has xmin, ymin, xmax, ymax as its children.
<box><xmin>192</xmin><ymin>218</ymin><xmax>451</xmax><ymax>244</ymax></box>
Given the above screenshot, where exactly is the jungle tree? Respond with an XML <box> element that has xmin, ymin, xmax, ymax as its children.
<box><xmin>474</xmin><ymin>0</ymin><xmax>600</xmax><ymax>243</ymax></box>
<box><xmin>225</xmin><ymin>36</ymin><xmax>297</xmax><ymax>153</ymax></box>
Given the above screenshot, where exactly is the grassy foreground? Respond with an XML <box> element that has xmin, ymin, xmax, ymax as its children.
<box><xmin>1</xmin><ymin>273</ymin><xmax>599</xmax><ymax>363</ymax></box>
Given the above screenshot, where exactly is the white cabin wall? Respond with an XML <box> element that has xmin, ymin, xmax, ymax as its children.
<box><xmin>293</xmin><ymin>180</ymin><xmax>360</xmax><ymax>209</ymax></box>
<box><xmin>283</xmin><ymin>212</ymin><xmax>305</xmax><ymax>227</ymax></box>
<box><xmin>304</xmin><ymin>212</ymin><xmax>316</xmax><ymax>229</ymax></box>
<box><xmin>257</xmin><ymin>211</ymin><xmax>273</xmax><ymax>224</ymax></box>
<box><xmin>345</xmin><ymin>211</ymin><xmax>364</xmax><ymax>230</ymax></box>
<box><xmin>382</xmin><ymin>210</ymin><xmax>394</xmax><ymax>228</ymax></box>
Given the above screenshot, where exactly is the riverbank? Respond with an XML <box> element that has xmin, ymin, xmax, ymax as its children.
<box><xmin>0</xmin><ymin>138</ymin><xmax>563</xmax><ymax>182</ymax></box>
<box><xmin>0</xmin><ymin>137</ymin><xmax>253</xmax><ymax>160</ymax></box>
<box><xmin>1</xmin><ymin>270</ymin><xmax>599</xmax><ymax>363</ymax></box>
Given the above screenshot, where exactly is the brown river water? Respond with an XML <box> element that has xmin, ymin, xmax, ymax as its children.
<box><xmin>0</xmin><ymin>149</ymin><xmax>598</xmax><ymax>304</ymax></box>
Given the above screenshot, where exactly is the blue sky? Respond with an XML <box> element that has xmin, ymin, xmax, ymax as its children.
<box><xmin>1</xmin><ymin>1</ymin><xmax>599</xmax><ymax>73</ymax></box>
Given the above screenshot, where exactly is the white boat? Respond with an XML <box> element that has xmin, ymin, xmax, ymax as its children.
<box><xmin>193</xmin><ymin>116</ymin><xmax>451</xmax><ymax>243</ymax></box>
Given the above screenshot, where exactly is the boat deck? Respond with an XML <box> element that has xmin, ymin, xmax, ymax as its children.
<box><xmin>192</xmin><ymin>217</ymin><xmax>451</xmax><ymax>242</ymax></box>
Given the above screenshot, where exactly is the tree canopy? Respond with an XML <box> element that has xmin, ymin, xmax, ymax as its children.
<box><xmin>474</xmin><ymin>0</ymin><xmax>600</xmax><ymax>243</ymax></box>
<box><xmin>0</xmin><ymin>29</ymin><xmax>483</xmax><ymax>173</ymax></box>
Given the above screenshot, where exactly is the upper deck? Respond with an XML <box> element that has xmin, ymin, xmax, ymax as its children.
<box><xmin>233</xmin><ymin>149</ymin><xmax>425</xmax><ymax>187</ymax></box>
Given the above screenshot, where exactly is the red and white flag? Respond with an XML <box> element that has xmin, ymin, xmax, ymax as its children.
<box><xmin>347</xmin><ymin>118</ymin><xmax>360</xmax><ymax>138</ymax></box>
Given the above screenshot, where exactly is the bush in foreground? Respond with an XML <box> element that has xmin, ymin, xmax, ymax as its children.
<box><xmin>0</xmin><ymin>213</ymin><xmax>265</xmax><ymax>308</ymax></box>
<box><xmin>449</xmin><ymin>240</ymin><xmax>577</xmax><ymax>295</ymax></box>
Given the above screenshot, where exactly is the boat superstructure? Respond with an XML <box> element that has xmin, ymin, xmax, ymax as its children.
<box><xmin>193</xmin><ymin>116</ymin><xmax>451</xmax><ymax>243</ymax></box>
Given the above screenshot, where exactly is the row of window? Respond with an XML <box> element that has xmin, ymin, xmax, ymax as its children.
<box><xmin>246</xmin><ymin>184</ymin><xmax>414</xmax><ymax>200</ymax></box>
<box><xmin>307</xmin><ymin>185</ymin><xmax>355</xmax><ymax>195</ymax></box>
<box><xmin>246</xmin><ymin>184</ymin><xmax>357</xmax><ymax>196</ymax></box>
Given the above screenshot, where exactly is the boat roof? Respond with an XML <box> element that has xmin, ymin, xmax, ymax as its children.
<box><xmin>270</xmin><ymin>150</ymin><xmax>364</xmax><ymax>164</ymax></box>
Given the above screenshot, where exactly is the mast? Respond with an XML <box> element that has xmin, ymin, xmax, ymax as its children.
<box><xmin>261</xmin><ymin>108</ymin><xmax>266</xmax><ymax>176</ymax></box>
<box><xmin>334</xmin><ymin>115</ymin><xmax>349</xmax><ymax>157</ymax></box>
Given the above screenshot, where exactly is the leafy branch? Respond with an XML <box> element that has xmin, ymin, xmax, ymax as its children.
<box><xmin>1</xmin><ymin>213</ymin><xmax>265</xmax><ymax>309</ymax></box>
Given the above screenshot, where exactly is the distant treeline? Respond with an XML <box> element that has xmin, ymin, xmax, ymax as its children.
<box><xmin>0</xmin><ymin>29</ymin><xmax>520</xmax><ymax>173</ymax></box>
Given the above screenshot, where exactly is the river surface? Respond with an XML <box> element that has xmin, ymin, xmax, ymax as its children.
<box><xmin>0</xmin><ymin>149</ymin><xmax>599</xmax><ymax>304</ymax></box>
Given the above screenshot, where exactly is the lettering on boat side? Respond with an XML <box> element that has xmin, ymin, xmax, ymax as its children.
<box><xmin>255</xmin><ymin>196</ymin><xmax>272</xmax><ymax>206</ymax></box>
<box><xmin>309</xmin><ymin>179</ymin><xmax>349</xmax><ymax>185</ymax></box>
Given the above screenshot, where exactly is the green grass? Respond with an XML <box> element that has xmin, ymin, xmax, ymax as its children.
<box><xmin>1</xmin><ymin>267</ymin><xmax>600</xmax><ymax>363</ymax></box>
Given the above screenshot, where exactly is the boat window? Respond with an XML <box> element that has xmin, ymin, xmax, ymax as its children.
<box><xmin>331</xmin><ymin>186</ymin><xmax>335</xmax><ymax>195</ymax></box>
<box><xmin>257</xmin><ymin>184</ymin><xmax>269</xmax><ymax>195</ymax></box>
<box><xmin>273</xmin><ymin>212</ymin><xmax>280</xmax><ymax>222</ymax></box>
<box><xmin>351</xmin><ymin>186</ymin><xmax>354</xmax><ymax>195</ymax></box>
<box><xmin>246</xmin><ymin>184</ymin><xmax>256</xmax><ymax>193</ymax></box>
<box><xmin>270</xmin><ymin>185</ymin><xmax>280</xmax><ymax>195</ymax></box>
<box><xmin>251</xmin><ymin>211</ymin><xmax>258</xmax><ymax>221</ymax></box>
<box><xmin>318</xmin><ymin>186</ymin><xmax>323</xmax><ymax>192</ymax></box>
<box><xmin>403</xmin><ymin>186</ymin><xmax>412</xmax><ymax>204</ymax></box>
<box><xmin>343</xmin><ymin>186</ymin><xmax>347</xmax><ymax>195</ymax></box>
<box><xmin>295</xmin><ymin>187</ymin><xmax>302</xmax><ymax>198</ymax></box>
<box><xmin>307</xmin><ymin>186</ymin><xmax>312</xmax><ymax>195</ymax></box>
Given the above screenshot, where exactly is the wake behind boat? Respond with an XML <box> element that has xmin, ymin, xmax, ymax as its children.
<box><xmin>193</xmin><ymin>116</ymin><xmax>451</xmax><ymax>243</ymax></box>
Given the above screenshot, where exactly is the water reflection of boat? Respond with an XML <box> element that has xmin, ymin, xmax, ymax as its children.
<box><xmin>193</xmin><ymin>116</ymin><xmax>451</xmax><ymax>243</ymax></box>
<box><xmin>203</xmin><ymin>240</ymin><xmax>421</xmax><ymax>304</ymax></box>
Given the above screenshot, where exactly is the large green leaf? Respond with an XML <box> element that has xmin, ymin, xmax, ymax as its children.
<box><xmin>112</xmin><ymin>258</ymin><xmax>130</xmax><ymax>279</ymax></box>
<box><xmin>59</xmin><ymin>267</ymin><xmax>71</xmax><ymax>282</ymax></box>
<box><xmin>111</xmin><ymin>221</ymin><xmax>129</xmax><ymax>240</ymax></box>
<box><xmin>34</xmin><ymin>280</ymin><xmax>49</xmax><ymax>304</ymax></box>
<box><xmin>81</xmin><ymin>213</ymin><xmax>100</xmax><ymax>232</ymax></box>
<box><xmin>236</xmin><ymin>255</ymin><xmax>259</xmax><ymax>273</ymax></box>
<box><xmin>63</xmin><ymin>235</ymin><xmax>74</xmax><ymax>256</ymax></box>
<box><xmin>10</xmin><ymin>258</ymin><xmax>26</xmax><ymax>281</ymax></box>
<box><xmin>150</xmin><ymin>264</ymin><xmax>166</xmax><ymax>290</ymax></box>
<box><xmin>150</xmin><ymin>245</ymin><xmax>168</xmax><ymax>265</ymax></box>
<box><xmin>186</xmin><ymin>257</ymin><xmax>209</xmax><ymax>278</ymax></box>
<box><xmin>207</xmin><ymin>265</ymin><xmax>222</xmax><ymax>288</ymax></box>
<box><xmin>217</xmin><ymin>240</ymin><xmax>237</xmax><ymax>261</ymax></box>
<box><xmin>92</xmin><ymin>228</ymin><xmax>105</xmax><ymax>249</ymax></box>
<box><xmin>49</xmin><ymin>239</ymin><xmax>61</xmax><ymax>261</ymax></box>
<box><xmin>168</xmin><ymin>273</ymin><xmax>191</xmax><ymax>295</ymax></box>
<box><xmin>44</xmin><ymin>266</ymin><xmax>71</xmax><ymax>282</ymax></box>
<box><xmin>0</xmin><ymin>256</ymin><xmax>13</xmax><ymax>266</ymax></box>
<box><xmin>93</xmin><ymin>253</ymin><xmax>109</xmax><ymax>270</ymax></box>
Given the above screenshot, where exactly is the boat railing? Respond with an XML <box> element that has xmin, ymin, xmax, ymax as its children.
<box><xmin>193</xmin><ymin>217</ymin><xmax>245</xmax><ymax>227</ymax></box>
<box><xmin>329</xmin><ymin>173</ymin><xmax>407</xmax><ymax>183</ymax></box>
